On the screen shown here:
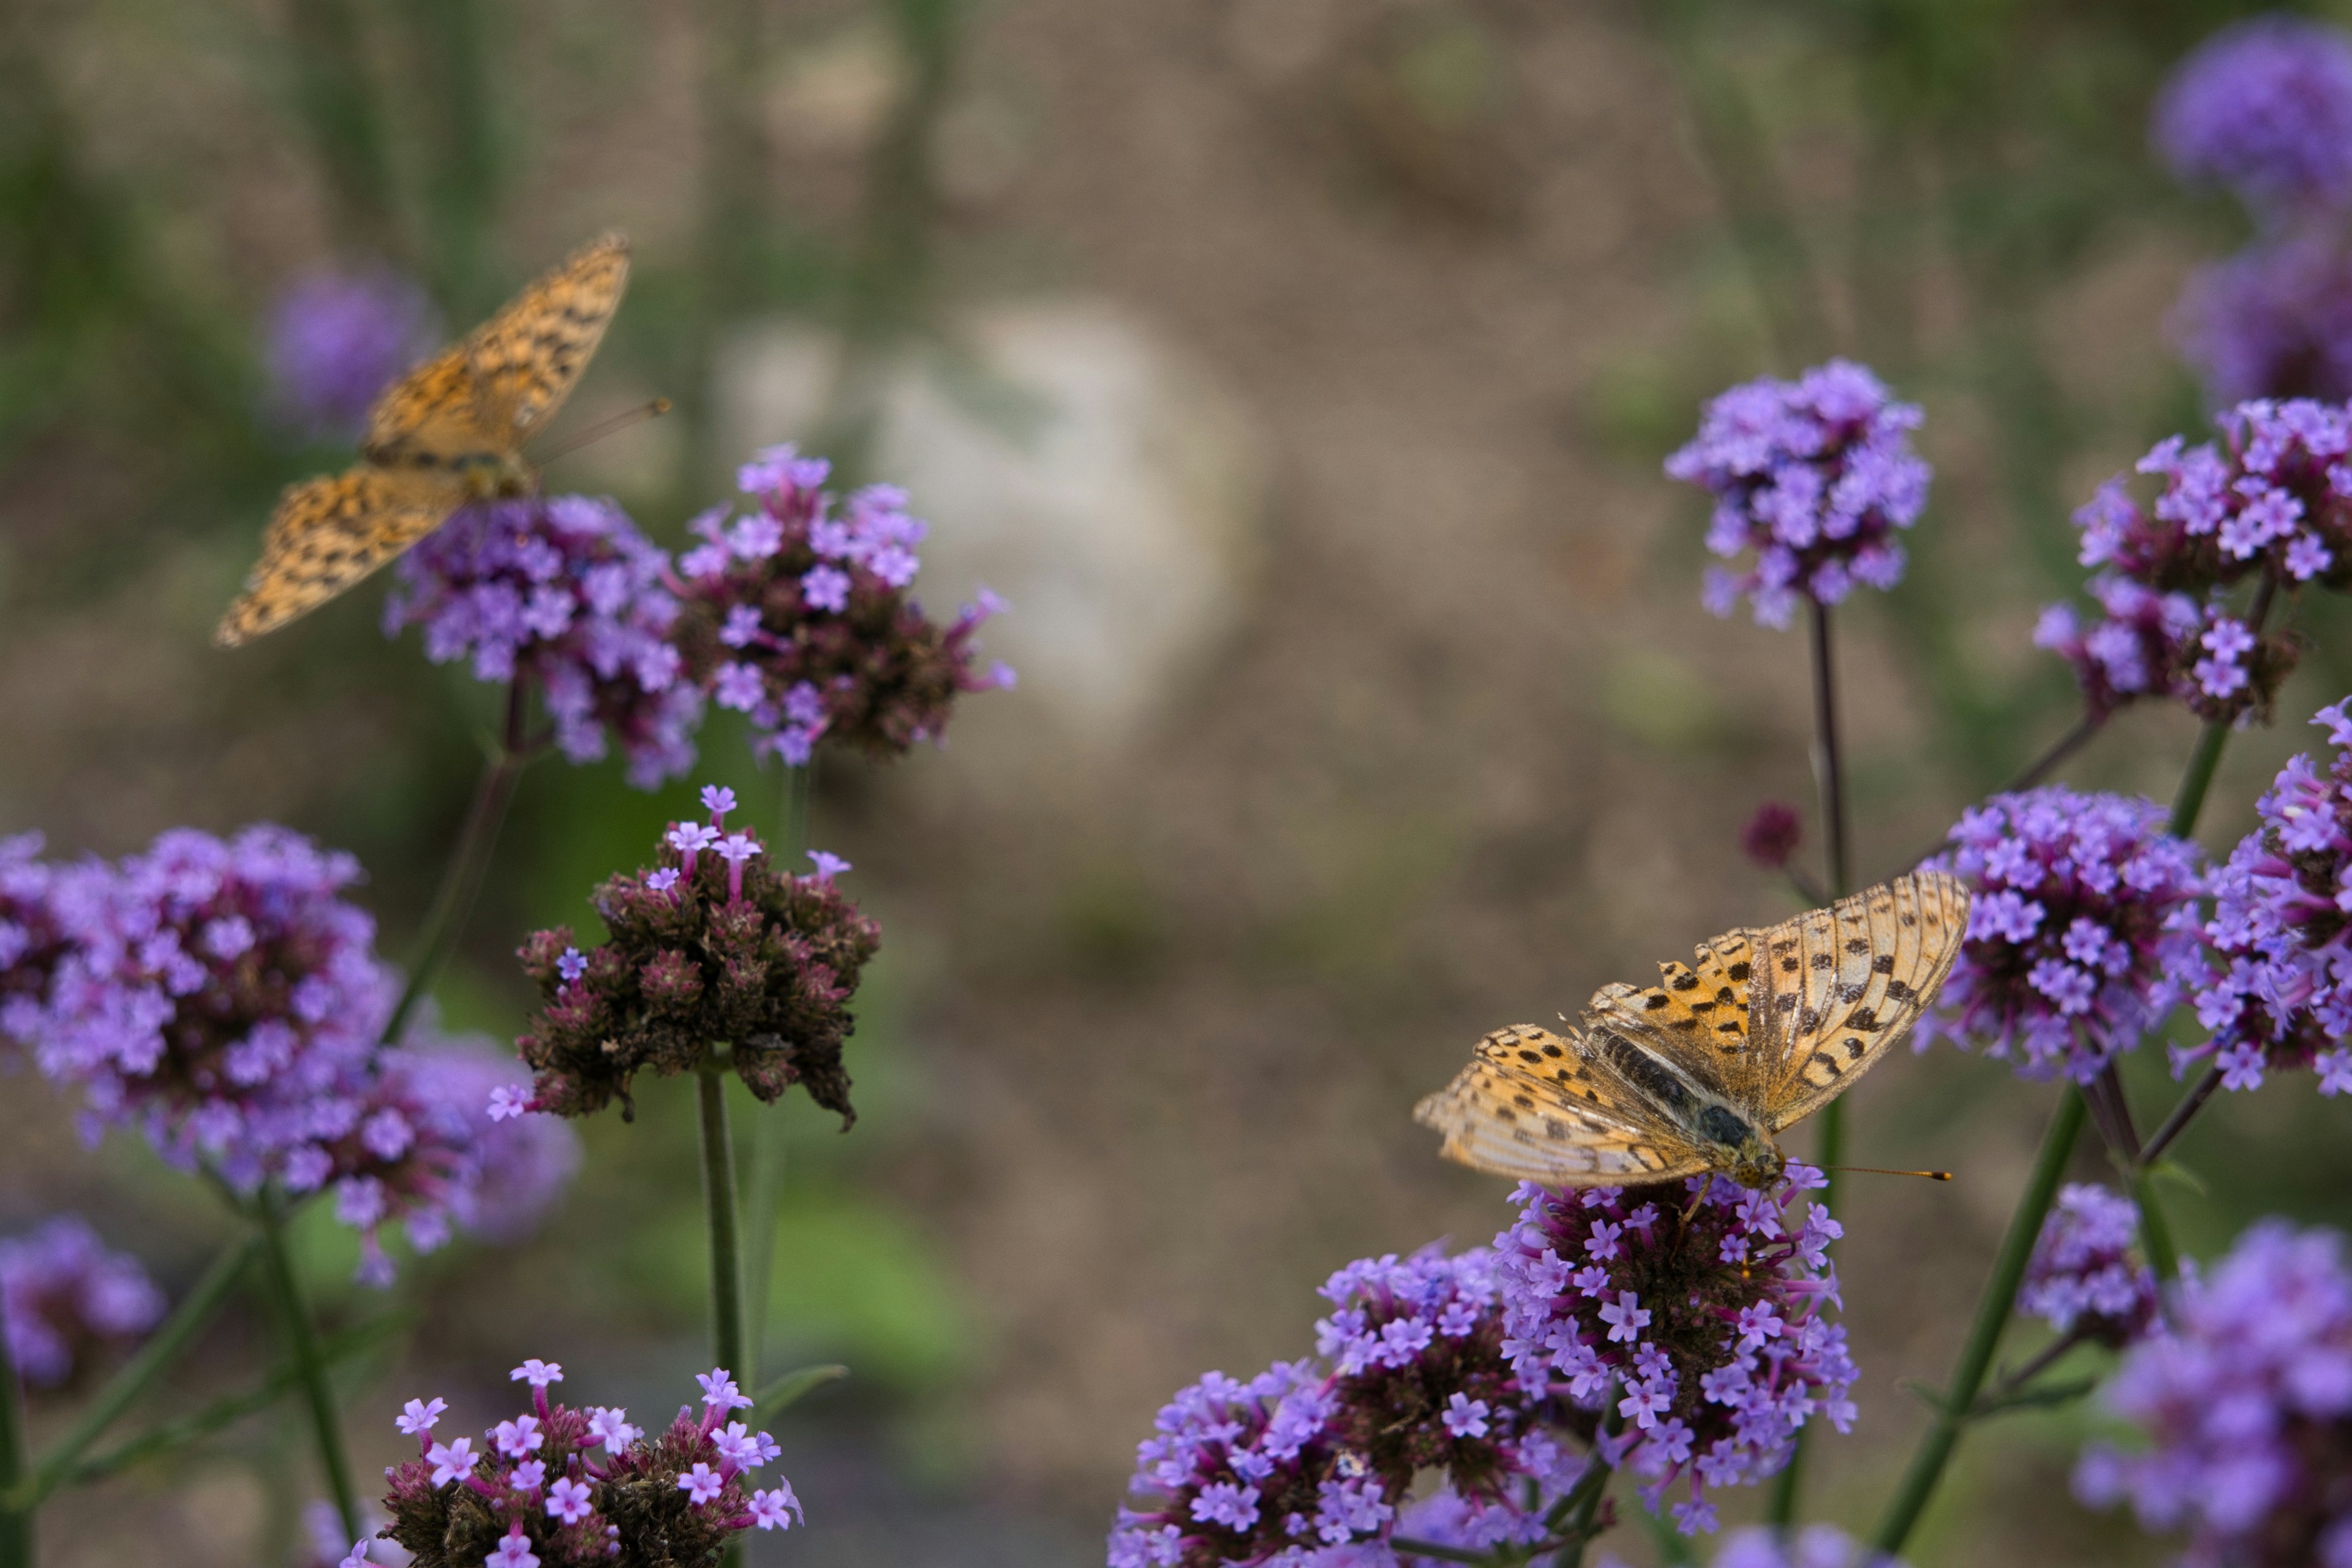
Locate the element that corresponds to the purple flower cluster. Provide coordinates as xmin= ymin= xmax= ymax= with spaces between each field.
xmin=2041 ymin=401 xmax=2350 ymax=725
xmin=2154 ymin=16 xmax=2352 ymax=217
xmin=1110 ymin=1246 xmax=1582 ymax=1568
xmin=405 ymin=1036 xmax=582 ymax=1244
xmin=2174 ymin=236 xmax=2352 ymax=406
xmin=2077 ymin=1219 xmax=2352 ymax=1567
xmin=513 ymin=785 xmax=879 ymax=1123
xmin=2018 ymin=1185 xmax=2157 ymax=1349
xmin=384 ymin=497 xmax=701 ymax=789
xmin=2192 ymin=699 xmax=2352 ymax=1095
xmin=1665 ymin=360 xmax=1929 ymax=629
xmin=1918 ymin=788 xmax=2205 ymax=1084
xmin=1703 ymin=1525 xmax=1906 ymax=1568
xmin=671 ymin=445 xmax=1012 ymax=763
xmin=369 ymin=1361 xmax=799 ymax=1567
xmin=264 ymin=267 xmax=438 ymax=439
xmin=0 ymin=1215 xmax=165 ymax=1390
xmin=0 ymin=832 xmax=65 ymax=1054
xmin=1492 ymin=1170 xmax=1854 ymax=1536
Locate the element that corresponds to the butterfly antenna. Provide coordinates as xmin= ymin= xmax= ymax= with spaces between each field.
xmin=537 ymin=398 xmax=673 ymax=463
xmin=1821 ymin=1165 xmax=1954 ymax=1182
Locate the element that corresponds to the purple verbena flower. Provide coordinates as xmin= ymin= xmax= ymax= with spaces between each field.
xmin=1738 ymin=803 xmax=1803 ymax=871
xmin=1917 ymin=789 xmax=2205 ymax=1084
xmin=264 ymin=268 xmax=438 ymax=439
xmin=2154 ymin=16 xmax=2352 ymax=217
xmin=1666 ymin=361 xmax=1929 ymax=629
xmin=1707 ymin=1523 xmax=1909 ymax=1568
xmin=384 ymin=497 xmax=703 ymax=789
xmin=513 ymin=787 xmax=880 ymax=1123
xmin=2191 ymin=698 xmax=2352 ymax=1093
xmin=1493 ymin=1169 xmax=1853 ymax=1535
xmin=406 ymin=1036 xmax=581 ymax=1243
xmin=2034 ymin=573 xmax=2206 ymax=722
xmin=2019 ymin=1185 xmax=2158 ymax=1349
xmin=0 ymin=1215 xmax=165 ymax=1389
xmin=2077 ymin=1219 xmax=2352 ymax=1567
xmin=0 ymin=832 xmax=67 ymax=1058
xmin=375 ymin=1363 xmax=796 ymax=1566
xmin=671 ymin=445 xmax=1012 ymax=763
xmin=2174 ymin=236 xmax=2352 ymax=406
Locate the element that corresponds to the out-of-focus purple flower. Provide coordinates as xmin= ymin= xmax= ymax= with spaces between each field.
xmin=2078 ymin=1219 xmax=2352 ymax=1567
xmin=1493 ymin=1170 xmax=1853 ymax=1536
xmin=0 ymin=832 xmax=67 ymax=1056
xmin=1665 ymin=360 xmax=1929 ymax=630
xmin=1707 ymin=1524 xmax=1908 ymax=1568
xmin=375 ymin=1362 xmax=796 ymax=1566
xmin=32 ymin=826 xmax=392 ymax=1191
xmin=2174 ymin=236 xmax=2352 ymax=406
xmin=265 ymin=268 xmax=439 ymax=440
xmin=2019 ymin=1185 xmax=2158 ymax=1349
xmin=2154 ymin=15 xmax=2352 ymax=217
xmin=385 ymin=497 xmax=703 ymax=789
xmin=671 ymin=445 xmax=1012 ymax=763
xmin=0 ymin=1215 xmax=165 ymax=1390
xmin=1738 ymin=803 xmax=1803 ymax=871
xmin=1917 ymin=789 xmax=2205 ymax=1084
xmin=298 ymin=1501 xmax=398 ymax=1568
xmin=404 ymin=1037 xmax=581 ymax=1244
xmin=1109 ymin=1247 xmax=1582 ymax=1568
xmin=514 ymin=785 xmax=880 ymax=1123
xmin=2192 ymin=698 xmax=2352 ymax=1095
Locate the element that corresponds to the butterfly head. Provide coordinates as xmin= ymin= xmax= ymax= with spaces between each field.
xmin=1694 ymin=1102 xmax=1785 ymax=1190
xmin=1725 ymin=1138 xmax=1787 ymax=1191
xmin=458 ymin=450 xmax=538 ymax=501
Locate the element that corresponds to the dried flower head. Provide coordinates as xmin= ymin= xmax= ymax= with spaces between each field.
xmin=372 ymin=1361 xmax=799 ymax=1567
xmin=514 ymin=786 xmax=879 ymax=1122
xmin=1918 ymin=789 xmax=2205 ymax=1084
xmin=264 ymin=267 xmax=437 ymax=439
xmin=670 ymin=445 xmax=1012 ymax=764
xmin=1492 ymin=1170 xmax=1855 ymax=1536
xmin=0 ymin=1215 xmax=165 ymax=1390
xmin=1665 ymin=360 xmax=1929 ymax=630
xmin=2078 ymin=1219 xmax=2352 ymax=1567
xmin=2154 ymin=15 xmax=2352 ymax=216
xmin=2019 ymin=1185 xmax=2157 ymax=1349
xmin=384 ymin=497 xmax=702 ymax=789
xmin=1738 ymin=803 xmax=1803 ymax=871
xmin=2192 ymin=698 xmax=2352 ymax=1095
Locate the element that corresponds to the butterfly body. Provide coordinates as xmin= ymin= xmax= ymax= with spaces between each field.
xmin=1414 ymin=871 xmax=1969 ymax=1189
xmin=216 ymin=232 xmax=631 ymax=647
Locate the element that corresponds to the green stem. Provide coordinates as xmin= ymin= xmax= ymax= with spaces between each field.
xmin=0 ymin=1256 xmax=29 ymax=1568
xmin=1870 ymin=1087 xmax=2086 ymax=1556
xmin=383 ymin=676 xmax=532 ymax=1047
xmin=2168 ymin=720 xmax=2231 ymax=842
xmin=10 ymin=1232 xmax=262 ymax=1511
xmin=743 ymin=763 xmax=815 ymax=1387
xmin=255 ymin=1194 xmax=359 ymax=1542
xmin=699 ymin=1068 xmax=747 ymax=1382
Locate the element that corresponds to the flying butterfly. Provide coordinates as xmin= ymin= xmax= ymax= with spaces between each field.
xmin=214 ymin=232 xmax=633 ymax=647
xmin=1414 ymin=871 xmax=1970 ymax=1190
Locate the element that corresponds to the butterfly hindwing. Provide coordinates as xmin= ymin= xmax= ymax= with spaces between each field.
xmin=466 ymin=232 xmax=630 ymax=440
xmin=1413 ymin=1024 xmax=1712 ymax=1186
xmin=213 ymin=468 xmax=461 ymax=646
xmin=1754 ymin=870 xmax=1969 ymax=1132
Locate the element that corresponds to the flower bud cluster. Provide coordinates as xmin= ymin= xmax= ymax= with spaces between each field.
xmin=513 ymin=786 xmax=878 ymax=1123
xmin=1492 ymin=1170 xmax=1854 ymax=1537
xmin=384 ymin=497 xmax=701 ymax=789
xmin=0 ymin=1215 xmax=165 ymax=1390
xmin=670 ymin=445 xmax=1012 ymax=763
xmin=1919 ymin=788 xmax=2206 ymax=1084
xmin=2018 ymin=1185 xmax=2157 ymax=1349
xmin=371 ymin=1362 xmax=799 ymax=1567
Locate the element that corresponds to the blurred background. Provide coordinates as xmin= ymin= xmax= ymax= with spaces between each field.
xmin=7 ymin=0 xmax=2352 ymax=1562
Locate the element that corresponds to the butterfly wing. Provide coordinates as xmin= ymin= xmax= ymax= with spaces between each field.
xmin=463 ymin=231 xmax=630 ymax=443
xmin=1414 ymin=1023 xmax=1714 ymax=1186
xmin=1751 ymin=871 xmax=1970 ymax=1133
xmin=212 ymin=467 xmax=462 ymax=646
xmin=359 ymin=341 xmax=499 ymax=469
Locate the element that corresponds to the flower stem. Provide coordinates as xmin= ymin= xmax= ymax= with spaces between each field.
xmin=10 ymin=1232 xmax=261 ymax=1511
xmin=0 ymin=1270 xmax=30 ymax=1568
xmin=743 ymin=761 xmax=816 ymax=1387
xmin=1388 ymin=1538 xmax=1494 ymax=1566
xmin=699 ymin=1068 xmax=747 ymax=1382
xmin=382 ymin=675 xmax=533 ymax=1048
xmin=2166 ymin=719 xmax=2231 ymax=844
xmin=255 ymin=1191 xmax=360 ymax=1543
xmin=2139 ymin=1063 xmax=2223 ymax=1167
xmin=1870 ymin=1087 xmax=2085 ymax=1556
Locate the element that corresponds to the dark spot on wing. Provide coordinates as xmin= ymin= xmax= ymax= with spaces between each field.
xmin=1885 ymin=979 xmax=1916 ymax=1001
xmin=1872 ymin=954 xmax=1896 ymax=974
xmin=1811 ymin=953 xmax=1835 ymax=970
xmin=1844 ymin=938 xmax=1870 ymax=954
xmin=1727 ymin=961 xmax=1751 ymax=982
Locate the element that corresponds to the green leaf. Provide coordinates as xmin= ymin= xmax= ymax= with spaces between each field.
xmin=1898 ymin=1378 xmax=1953 ymax=1416
xmin=754 ymin=1363 xmax=849 ymax=1425
xmin=1972 ymin=1375 xmax=2100 ymax=1419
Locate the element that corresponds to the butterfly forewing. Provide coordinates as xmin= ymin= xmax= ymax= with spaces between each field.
xmin=213 ymin=469 xmax=461 ymax=646
xmin=465 ymin=232 xmax=630 ymax=439
xmin=1754 ymin=871 xmax=1968 ymax=1131
xmin=1412 ymin=1024 xmax=1713 ymax=1186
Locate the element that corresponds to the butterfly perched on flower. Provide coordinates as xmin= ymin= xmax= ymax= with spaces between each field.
xmin=214 ymin=232 xmax=632 ymax=647
xmin=1415 ymin=872 xmax=1969 ymax=1189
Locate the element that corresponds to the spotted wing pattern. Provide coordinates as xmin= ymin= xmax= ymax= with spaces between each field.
xmin=1749 ymin=871 xmax=1969 ymax=1131
xmin=1412 ymin=1023 xmax=1711 ymax=1185
xmin=212 ymin=468 xmax=461 ymax=646
xmin=462 ymin=231 xmax=630 ymax=440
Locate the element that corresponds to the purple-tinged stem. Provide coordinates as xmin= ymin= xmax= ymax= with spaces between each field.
xmin=2140 ymin=1064 xmax=2225 ymax=1168
xmin=256 ymin=1189 xmax=360 ymax=1542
